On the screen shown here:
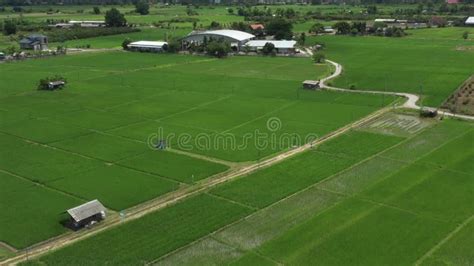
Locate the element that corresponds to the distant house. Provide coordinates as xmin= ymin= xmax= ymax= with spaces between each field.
xmin=446 ymin=0 xmax=459 ymax=4
xmin=127 ymin=41 xmax=168 ymax=52
xmin=466 ymin=17 xmax=474 ymax=26
xmin=245 ymin=40 xmax=297 ymax=54
xmin=374 ymin=18 xmax=397 ymax=24
xmin=323 ymin=26 xmax=335 ymax=34
xmin=52 ymin=20 xmax=106 ymax=28
xmin=69 ymin=20 xmax=106 ymax=28
xmin=67 ymin=199 xmax=106 ymax=229
xmin=0 ymin=52 xmax=5 ymax=60
xmin=19 ymin=34 xmax=48 ymax=51
xmin=302 ymin=80 xmax=320 ymax=90
xmin=249 ymin=23 xmax=265 ymax=31
xmin=47 ymin=80 xmax=66 ymax=90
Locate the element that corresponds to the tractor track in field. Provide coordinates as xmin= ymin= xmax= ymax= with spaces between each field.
xmin=4 ymin=55 xmax=474 ymax=265
xmin=2 ymin=104 xmax=391 ymax=265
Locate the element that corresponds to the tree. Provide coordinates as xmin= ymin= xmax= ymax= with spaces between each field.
xmin=309 ymin=23 xmax=324 ymax=34
xmin=93 ymin=6 xmax=101 ymax=14
xmin=166 ymin=38 xmax=181 ymax=53
xmin=261 ymin=42 xmax=275 ymax=55
xmin=122 ymin=38 xmax=132 ymax=50
xmin=333 ymin=21 xmax=351 ymax=35
xmin=105 ymin=8 xmax=127 ymax=27
xmin=135 ymin=0 xmax=149 ymax=15
xmin=3 ymin=20 xmax=16 ymax=35
xmin=312 ymin=52 xmax=325 ymax=63
xmin=367 ymin=5 xmax=377 ymax=14
xmin=351 ymin=22 xmax=366 ymax=35
xmin=266 ymin=18 xmax=293 ymax=40
xmin=462 ymin=31 xmax=469 ymax=40
xmin=206 ymin=39 xmax=230 ymax=58
xmin=298 ymin=32 xmax=306 ymax=45
xmin=227 ymin=8 xmax=233 ymax=14
xmin=209 ymin=21 xmax=221 ymax=29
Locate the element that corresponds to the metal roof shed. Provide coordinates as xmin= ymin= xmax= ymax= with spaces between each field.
xmin=466 ymin=17 xmax=474 ymax=25
xmin=67 ymin=200 xmax=106 ymax=229
xmin=302 ymin=80 xmax=320 ymax=90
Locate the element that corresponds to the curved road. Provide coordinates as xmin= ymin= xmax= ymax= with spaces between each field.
xmin=320 ymin=59 xmax=474 ymax=121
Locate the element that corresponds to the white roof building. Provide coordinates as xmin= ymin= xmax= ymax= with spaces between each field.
xmin=374 ymin=18 xmax=397 ymax=23
xmin=245 ymin=40 xmax=297 ymax=49
xmin=128 ymin=41 xmax=168 ymax=50
xmin=182 ymin=30 xmax=255 ymax=47
xmin=67 ymin=199 xmax=106 ymax=223
xmin=69 ymin=20 xmax=105 ymax=25
xmin=466 ymin=17 xmax=474 ymax=25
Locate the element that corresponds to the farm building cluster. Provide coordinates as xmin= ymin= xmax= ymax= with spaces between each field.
xmin=129 ymin=29 xmax=298 ymax=55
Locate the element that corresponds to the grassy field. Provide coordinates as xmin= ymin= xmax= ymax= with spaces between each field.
xmin=0 ymin=171 xmax=82 ymax=249
xmin=17 ymin=115 xmax=474 ymax=265
xmin=0 ymin=52 xmax=396 ymax=250
xmin=0 ymin=4 xmax=425 ymax=25
xmin=22 ymin=194 xmax=253 ymax=265
xmin=23 ymin=117 xmax=407 ymax=265
xmin=308 ymin=27 xmax=474 ymax=107
xmin=156 ymin=117 xmax=473 ymax=266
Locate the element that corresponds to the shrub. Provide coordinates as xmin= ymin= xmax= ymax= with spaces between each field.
xmin=47 ymin=27 xmax=139 ymax=43
xmin=93 ymin=6 xmax=101 ymax=14
xmin=135 ymin=1 xmax=150 ymax=15
xmin=3 ymin=19 xmax=17 ymax=35
xmin=261 ymin=42 xmax=275 ymax=56
xmin=312 ymin=52 xmax=325 ymax=63
xmin=462 ymin=31 xmax=469 ymax=40
xmin=37 ymin=75 xmax=67 ymax=91
xmin=206 ymin=39 xmax=231 ymax=58
xmin=105 ymin=8 xmax=127 ymax=27
xmin=122 ymin=38 xmax=132 ymax=50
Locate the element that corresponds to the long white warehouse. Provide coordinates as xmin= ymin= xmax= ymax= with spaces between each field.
xmin=127 ymin=41 xmax=168 ymax=52
xmin=245 ymin=40 xmax=297 ymax=54
xmin=182 ymin=30 xmax=255 ymax=50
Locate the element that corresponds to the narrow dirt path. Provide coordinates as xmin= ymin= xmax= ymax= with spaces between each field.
xmin=318 ymin=58 xmax=474 ymax=121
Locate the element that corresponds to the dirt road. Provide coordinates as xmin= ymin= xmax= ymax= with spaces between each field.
xmin=320 ymin=59 xmax=474 ymax=121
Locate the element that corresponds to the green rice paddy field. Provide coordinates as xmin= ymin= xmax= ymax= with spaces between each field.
xmin=23 ymin=115 xmax=474 ymax=265
xmin=5 ymin=26 xmax=469 ymax=110
xmin=0 ymin=52 xmax=396 ymax=250
xmin=308 ymin=27 xmax=474 ymax=107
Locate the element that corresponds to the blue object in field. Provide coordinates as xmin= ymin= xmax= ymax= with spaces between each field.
xmin=156 ymin=139 xmax=167 ymax=150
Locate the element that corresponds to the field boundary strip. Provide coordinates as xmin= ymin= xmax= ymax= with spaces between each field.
xmin=2 ymin=104 xmax=392 ymax=265
xmin=149 ymin=119 xmax=442 ymax=264
xmin=415 ymin=214 xmax=474 ymax=266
